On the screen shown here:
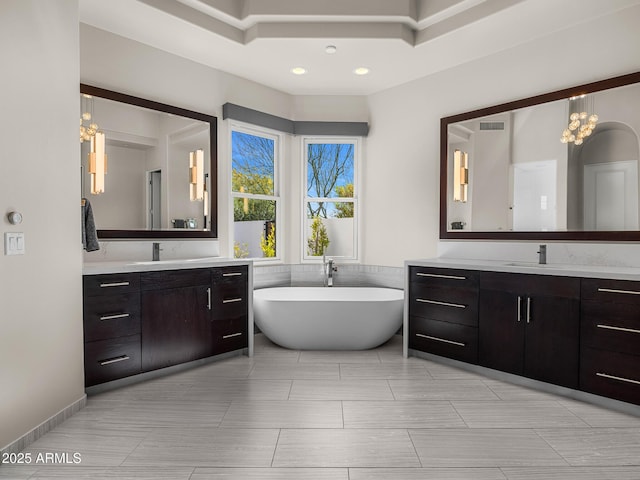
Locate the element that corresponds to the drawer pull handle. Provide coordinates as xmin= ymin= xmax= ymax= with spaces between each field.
xmin=416 ymin=333 xmax=465 ymax=347
xmin=99 ymin=355 xmax=130 ymax=366
xmin=416 ymin=272 xmax=466 ymax=280
xmin=416 ymin=298 xmax=465 ymax=309
xmin=222 ymin=298 xmax=243 ymax=304
xmin=597 ymin=287 xmax=640 ymax=296
xmin=207 ymin=287 xmax=212 ymax=311
xmin=597 ymin=324 xmax=640 ymax=335
xmin=223 ymin=332 xmax=243 ymax=339
xmin=99 ymin=313 xmax=130 ymax=321
xmin=223 ymin=272 xmax=243 ymax=277
xmin=100 ymin=281 xmax=130 ymax=288
xmin=596 ymin=372 xmax=640 ymax=386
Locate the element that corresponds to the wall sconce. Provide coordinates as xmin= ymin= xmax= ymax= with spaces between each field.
xmin=189 ymin=149 xmax=204 ymax=201
xmin=88 ymin=131 xmax=107 ymax=194
xmin=453 ymin=149 xmax=468 ymax=202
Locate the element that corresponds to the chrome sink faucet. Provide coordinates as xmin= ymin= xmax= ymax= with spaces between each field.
xmin=152 ymin=242 xmax=161 ymax=261
xmin=537 ymin=244 xmax=547 ymax=265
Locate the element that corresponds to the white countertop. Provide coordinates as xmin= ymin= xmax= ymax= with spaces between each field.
xmin=83 ymin=257 xmax=252 ymax=275
xmin=406 ymin=258 xmax=640 ymax=281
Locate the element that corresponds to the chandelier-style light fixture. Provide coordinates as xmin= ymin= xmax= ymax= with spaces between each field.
xmin=80 ymin=94 xmax=100 ymax=143
xmin=560 ymin=94 xmax=598 ymax=145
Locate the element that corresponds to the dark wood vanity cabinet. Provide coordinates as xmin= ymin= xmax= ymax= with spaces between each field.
xmin=141 ymin=269 xmax=213 ymax=371
xmin=478 ymin=272 xmax=580 ymax=389
xmin=580 ymin=278 xmax=640 ymax=405
xmin=210 ymin=265 xmax=249 ymax=355
xmin=83 ymin=264 xmax=250 ymax=387
xmin=408 ymin=266 xmax=479 ymax=363
xmin=83 ymin=273 xmax=142 ymax=387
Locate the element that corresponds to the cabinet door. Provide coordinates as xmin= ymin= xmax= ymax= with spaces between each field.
xmin=524 ymin=294 xmax=580 ymax=388
xmin=478 ymin=288 xmax=525 ymax=375
xmin=141 ymin=284 xmax=212 ymax=371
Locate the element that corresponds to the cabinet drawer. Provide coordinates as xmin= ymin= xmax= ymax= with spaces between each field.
xmin=141 ymin=268 xmax=211 ymax=291
xmin=409 ymin=282 xmax=477 ymax=326
xmin=83 ymin=292 xmax=141 ymax=342
xmin=83 ymin=273 xmax=140 ymax=297
xmin=213 ymin=265 xmax=249 ymax=284
xmin=580 ymin=347 xmax=640 ymax=405
xmin=582 ymin=278 xmax=640 ymax=305
xmin=211 ymin=281 xmax=248 ymax=321
xmin=410 ymin=266 xmax=478 ymax=289
xmin=481 ymin=272 xmax=580 ymax=299
xmin=84 ymin=334 xmax=141 ymax=387
xmin=213 ymin=316 xmax=248 ymax=354
xmin=581 ymin=301 xmax=640 ymax=355
xmin=409 ymin=316 xmax=478 ymax=363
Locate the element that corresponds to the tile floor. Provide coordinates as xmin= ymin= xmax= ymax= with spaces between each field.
xmin=2 ymin=334 xmax=640 ymax=479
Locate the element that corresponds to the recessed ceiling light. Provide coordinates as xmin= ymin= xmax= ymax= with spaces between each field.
xmin=354 ymin=67 xmax=370 ymax=76
xmin=291 ymin=67 xmax=307 ymax=75
xmin=325 ymin=45 xmax=337 ymax=54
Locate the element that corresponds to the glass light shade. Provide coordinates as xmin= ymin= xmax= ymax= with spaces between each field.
xmin=82 ymin=112 xmax=91 ymax=121
xmin=570 ymin=113 xmax=579 ymax=121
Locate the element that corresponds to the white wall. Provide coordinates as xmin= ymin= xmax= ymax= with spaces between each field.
xmin=0 ymin=0 xmax=85 ymax=450
xmin=364 ymin=3 xmax=640 ymax=266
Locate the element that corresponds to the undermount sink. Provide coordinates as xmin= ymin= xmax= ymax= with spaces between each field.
xmin=130 ymin=258 xmax=216 ymax=266
xmin=503 ymin=262 xmax=560 ymax=269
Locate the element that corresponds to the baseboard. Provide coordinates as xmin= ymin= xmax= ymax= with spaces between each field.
xmin=408 ymin=349 xmax=640 ymax=418
xmin=1 ymin=395 xmax=87 ymax=455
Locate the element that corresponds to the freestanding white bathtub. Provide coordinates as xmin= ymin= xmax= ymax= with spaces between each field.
xmin=253 ymin=287 xmax=404 ymax=350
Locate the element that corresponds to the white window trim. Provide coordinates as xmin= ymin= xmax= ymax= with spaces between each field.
xmin=229 ymin=121 xmax=284 ymax=264
xmin=301 ymin=136 xmax=361 ymax=263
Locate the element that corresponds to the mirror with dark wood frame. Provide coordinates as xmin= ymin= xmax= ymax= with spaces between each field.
xmin=441 ymin=71 xmax=640 ymax=241
xmin=80 ymin=84 xmax=217 ymax=239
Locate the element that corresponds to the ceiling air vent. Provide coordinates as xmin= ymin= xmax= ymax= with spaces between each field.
xmin=479 ymin=121 xmax=505 ymax=131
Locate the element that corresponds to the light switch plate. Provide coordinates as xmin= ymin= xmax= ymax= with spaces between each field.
xmin=5 ymin=232 xmax=25 ymax=255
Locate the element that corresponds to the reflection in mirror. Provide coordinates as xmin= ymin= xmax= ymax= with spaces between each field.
xmin=80 ymin=84 xmax=217 ymax=239
xmin=441 ymin=72 xmax=640 ymax=240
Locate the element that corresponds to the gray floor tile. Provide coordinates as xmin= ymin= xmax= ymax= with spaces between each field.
xmin=97 ymin=398 xmax=230 ymax=428
xmin=123 ymin=428 xmax=279 ymax=467
xmin=558 ymin=400 xmax=640 ymax=427
xmin=272 ymin=429 xmax=421 ymax=467
xmin=535 ymin=428 xmax=640 ymax=466
xmin=340 ymin=362 xmax=429 ymax=380
xmin=22 ymin=431 xmax=146 ymax=467
xmin=451 ymin=401 xmax=589 ymax=428
xmin=23 ymin=466 xmax=194 ymax=479
xmin=389 ymin=378 xmax=500 ymax=400
xmin=481 ymin=379 xmax=567 ymax=401
xmin=409 ymin=429 xmax=568 ymax=467
xmin=289 ymin=379 xmax=395 ymax=400
xmin=191 ymin=467 xmax=349 ymax=479
xmin=249 ymin=363 xmax=340 ymax=379
xmin=343 ymin=401 xmax=466 ymax=428
xmin=299 ymin=350 xmax=381 ymax=364
xmin=185 ymin=378 xmax=293 ymax=401
xmin=349 ymin=467 xmax=508 ymax=480
xmin=221 ymin=400 xmax=343 ymax=428
xmin=501 ymin=466 xmax=640 ymax=479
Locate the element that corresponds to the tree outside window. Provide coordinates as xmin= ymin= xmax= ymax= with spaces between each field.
xmin=304 ymin=139 xmax=358 ymax=260
xmin=231 ymin=129 xmax=279 ymax=259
